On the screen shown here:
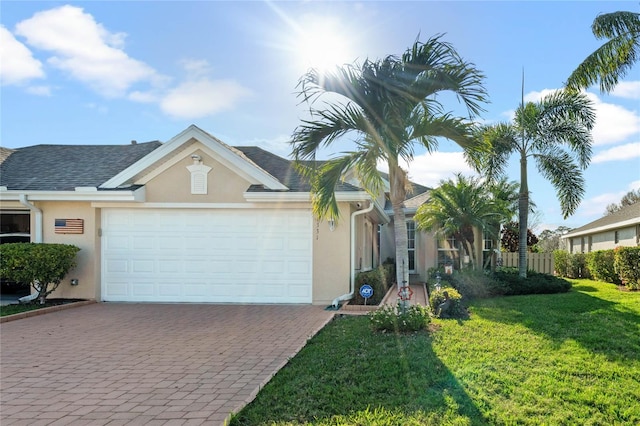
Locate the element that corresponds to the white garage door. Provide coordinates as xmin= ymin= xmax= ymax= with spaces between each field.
xmin=101 ymin=208 xmax=313 ymax=303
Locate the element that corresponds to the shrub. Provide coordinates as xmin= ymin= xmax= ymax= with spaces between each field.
xmin=369 ymin=303 xmax=431 ymax=332
xmin=614 ymin=247 xmax=640 ymax=290
xmin=554 ymin=250 xmax=590 ymax=278
xmin=352 ymin=266 xmax=388 ymax=305
xmin=428 ymin=287 xmax=466 ymax=319
xmin=447 ymin=269 xmax=496 ymax=299
xmin=0 ymin=243 xmax=80 ymax=303
xmin=586 ymin=250 xmax=621 ymax=285
xmin=493 ymin=268 xmax=572 ymax=295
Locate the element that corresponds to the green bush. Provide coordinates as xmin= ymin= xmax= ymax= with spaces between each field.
xmin=369 ymin=303 xmax=431 ymax=332
xmin=428 ymin=287 xmax=466 ymax=318
xmin=614 ymin=247 xmax=640 ymax=290
xmin=0 ymin=243 xmax=80 ymax=303
xmin=586 ymin=250 xmax=621 ymax=285
xmin=493 ymin=268 xmax=572 ymax=295
xmin=448 ymin=269 xmax=497 ymax=299
xmin=554 ymin=250 xmax=590 ymax=279
xmin=352 ymin=266 xmax=389 ymax=305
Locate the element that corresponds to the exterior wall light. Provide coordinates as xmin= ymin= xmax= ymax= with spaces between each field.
xmin=328 ymin=219 xmax=336 ymax=232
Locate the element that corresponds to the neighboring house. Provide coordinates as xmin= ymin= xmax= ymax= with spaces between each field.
xmin=561 ymin=202 xmax=640 ymax=253
xmin=0 ymin=125 xmax=389 ymax=305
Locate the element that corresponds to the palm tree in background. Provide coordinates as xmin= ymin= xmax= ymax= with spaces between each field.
xmin=291 ymin=35 xmax=487 ymax=288
xmin=414 ymin=173 xmax=510 ymax=270
xmin=470 ymin=90 xmax=596 ymax=278
xmin=566 ymin=11 xmax=640 ymax=93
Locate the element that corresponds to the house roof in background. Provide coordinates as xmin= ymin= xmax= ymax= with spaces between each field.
xmin=563 ymin=202 xmax=640 ymax=238
xmin=0 ymin=142 xmax=162 ymax=191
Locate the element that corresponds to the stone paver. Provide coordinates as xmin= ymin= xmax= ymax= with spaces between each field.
xmin=0 ymin=303 xmax=334 ymax=425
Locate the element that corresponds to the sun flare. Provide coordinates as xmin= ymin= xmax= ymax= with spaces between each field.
xmin=295 ymin=19 xmax=353 ymax=72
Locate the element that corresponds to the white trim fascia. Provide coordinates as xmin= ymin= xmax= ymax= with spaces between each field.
xmin=561 ymin=218 xmax=640 ymax=239
xmin=92 ymin=202 xmax=263 ymax=209
xmin=243 ymin=190 xmax=372 ymax=203
xmin=0 ymin=188 xmax=145 ymax=202
xmin=100 ymin=125 xmax=288 ymax=190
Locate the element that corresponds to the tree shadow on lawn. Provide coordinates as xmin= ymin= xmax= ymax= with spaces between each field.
xmin=471 ymin=282 xmax=640 ymax=362
xmin=229 ymin=315 xmax=489 ymax=425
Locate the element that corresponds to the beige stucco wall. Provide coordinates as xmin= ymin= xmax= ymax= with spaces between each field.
xmin=312 ymin=203 xmax=352 ymax=305
xmin=33 ymin=201 xmax=99 ymax=300
xmin=142 ymin=149 xmax=251 ymax=204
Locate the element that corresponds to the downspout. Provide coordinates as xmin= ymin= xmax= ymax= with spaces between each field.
xmin=332 ymin=201 xmax=375 ymax=308
xmin=19 ymin=194 xmax=42 ymax=243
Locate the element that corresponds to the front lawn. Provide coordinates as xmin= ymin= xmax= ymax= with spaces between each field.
xmin=229 ymin=279 xmax=640 ymax=425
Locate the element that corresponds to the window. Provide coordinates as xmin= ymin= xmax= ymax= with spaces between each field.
xmin=407 ymin=220 xmax=415 ymax=272
xmin=615 ymin=230 xmax=619 ymax=244
xmin=437 ymin=234 xmax=460 ymax=270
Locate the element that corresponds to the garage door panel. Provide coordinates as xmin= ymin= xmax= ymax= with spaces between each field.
xmin=102 ymin=209 xmax=312 ymax=303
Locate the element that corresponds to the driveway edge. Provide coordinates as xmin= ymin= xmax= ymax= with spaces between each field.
xmin=0 ymin=299 xmax=97 ymax=323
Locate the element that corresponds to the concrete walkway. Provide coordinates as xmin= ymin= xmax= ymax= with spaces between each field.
xmin=0 ymin=303 xmax=334 ymax=425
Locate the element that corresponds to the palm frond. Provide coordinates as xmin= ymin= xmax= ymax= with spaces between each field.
xmin=534 ymin=150 xmax=586 ymax=218
xmin=566 ymin=11 xmax=640 ymax=93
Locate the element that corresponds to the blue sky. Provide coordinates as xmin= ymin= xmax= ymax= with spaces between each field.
xmin=1 ymin=1 xmax=639 ymax=233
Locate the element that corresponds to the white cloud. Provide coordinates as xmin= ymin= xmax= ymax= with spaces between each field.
xmin=592 ymin=142 xmax=640 ymax=163
xmin=377 ymin=151 xmax=476 ymax=187
xmin=586 ymin=92 xmax=640 ymax=146
xmin=14 ymin=5 xmax=159 ymax=97
xmin=160 ymin=79 xmax=251 ymax=119
xmin=250 ymin=135 xmax=292 ymax=158
xmin=0 ymin=25 xmax=44 ymax=85
xmin=611 ymin=81 xmax=640 ymax=99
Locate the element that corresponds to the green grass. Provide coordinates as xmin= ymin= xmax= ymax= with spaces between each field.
xmin=0 ymin=302 xmax=44 ymax=316
xmin=228 ymin=279 xmax=640 ymax=425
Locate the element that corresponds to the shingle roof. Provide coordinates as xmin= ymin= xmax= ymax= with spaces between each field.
xmin=0 ymin=142 xmax=162 ymax=191
xmin=0 ymin=142 xmax=362 ymax=193
xmin=236 ymin=147 xmax=362 ymax=192
xmin=0 ymin=147 xmax=15 ymax=164
xmin=564 ymin=202 xmax=640 ymax=237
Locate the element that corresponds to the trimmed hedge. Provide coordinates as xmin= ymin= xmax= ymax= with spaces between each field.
xmin=586 ymin=250 xmax=621 ymax=285
xmin=614 ymin=247 xmax=640 ymax=290
xmin=492 ymin=268 xmax=572 ymax=295
xmin=428 ymin=287 xmax=466 ymax=318
xmin=0 ymin=243 xmax=80 ymax=303
xmin=352 ymin=266 xmax=390 ymax=305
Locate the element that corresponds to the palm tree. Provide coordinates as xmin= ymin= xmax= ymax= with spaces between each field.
xmin=414 ymin=173 xmax=509 ymax=270
xmin=566 ymin=11 xmax=640 ymax=93
xmin=291 ymin=36 xmax=487 ymax=288
xmin=471 ymin=90 xmax=596 ymax=277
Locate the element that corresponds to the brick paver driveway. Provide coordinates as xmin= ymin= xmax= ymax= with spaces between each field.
xmin=0 ymin=303 xmax=334 ymax=425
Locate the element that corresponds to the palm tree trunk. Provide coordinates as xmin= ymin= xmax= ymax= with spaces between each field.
xmin=390 ymin=165 xmax=409 ymax=289
xmin=519 ymin=155 xmax=529 ymax=278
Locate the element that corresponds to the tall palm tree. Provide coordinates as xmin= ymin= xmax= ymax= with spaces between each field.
xmin=291 ymin=36 xmax=487 ymax=288
xmin=414 ymin=173 xmax=509 ymax=270
xmin=566 ymin=11 xmax=640 ymax=93
xmin=471 ymin=90 xmax=596 ymax=277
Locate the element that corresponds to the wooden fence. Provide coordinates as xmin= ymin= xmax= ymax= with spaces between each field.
xmin=500 ymin=252 xmax=555 ymax=275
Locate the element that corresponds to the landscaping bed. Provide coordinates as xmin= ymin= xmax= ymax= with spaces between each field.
xmin=0 ymin=299 xmax=95 ymax=322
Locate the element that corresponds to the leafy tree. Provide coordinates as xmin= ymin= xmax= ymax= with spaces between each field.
xmin=414 ymin=173 xmax=509 ymax=269
xmin=0 ymin=243 xmax=80 ymax=304
xmin=566 ymin=11 xmax=640 ymax=93
xmin=604 ymin=188 xmax=640 ymax=215
xmin=470 ymin=89 xmax=595 ymax=277
xmin=501 ymin=222 xmax=539 ymax=253
xmin=291 ymin=35 xmax=487 ymax=288
xmin=535 ymin=226 xmax=572 ymax=253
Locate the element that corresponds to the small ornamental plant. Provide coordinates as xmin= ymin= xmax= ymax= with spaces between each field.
xmin=428 ymin=287 xmax=466 ymax=319
xmin=369 ymin=303 xmax=431 ymax=333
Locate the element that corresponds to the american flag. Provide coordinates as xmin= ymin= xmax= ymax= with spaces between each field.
xmin=55 ymin=219 xmax=84 ymax=234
